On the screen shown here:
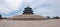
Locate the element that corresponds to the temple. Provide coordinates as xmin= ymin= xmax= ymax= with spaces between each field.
xmin=7 ymin=6 xmax=48 ymax=20
xmin=23 ymin=6 xmax=34 ymax=14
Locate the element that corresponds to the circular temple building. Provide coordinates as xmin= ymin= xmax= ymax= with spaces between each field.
xmin=8 ymin=6 xmax=48 ymax=20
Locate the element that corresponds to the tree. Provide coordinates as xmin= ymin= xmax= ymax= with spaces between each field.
xmin=53 ymin=16 xmax=60 ymax=19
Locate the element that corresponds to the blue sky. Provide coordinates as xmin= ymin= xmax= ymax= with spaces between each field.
xmin=0 ymin=0 xmax=60 ymax=17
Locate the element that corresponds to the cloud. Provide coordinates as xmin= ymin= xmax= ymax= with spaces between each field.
xmin=0 ymin=0 xmax=24 ymax=17
xmin=0 ymin=5 xmax=11 ymax=14
xmin=0 ymin=0 xmax=33 ymax=17
xmin=4 ymin=0 xmax=23 ymax=9
xmin=0 ymin=0 xmax=60 ymax=17
xmin=29 ymin=0 xmax=60 ymax=17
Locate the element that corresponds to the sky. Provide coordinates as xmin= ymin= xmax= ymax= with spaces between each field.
xmin=0 ymin=0 xmax=60 ymax=18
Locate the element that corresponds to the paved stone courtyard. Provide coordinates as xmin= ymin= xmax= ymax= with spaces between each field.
xmin=0 ymin=19 xmax=60 ymax=27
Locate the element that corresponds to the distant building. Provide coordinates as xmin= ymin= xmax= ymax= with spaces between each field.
xmin=8 ymin=6 xmax=48 ymax=20
xmin=0 ymin=15 xmax=2 ymax=19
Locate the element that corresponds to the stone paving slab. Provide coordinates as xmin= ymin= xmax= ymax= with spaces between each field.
xmin=0 ymin=19 xmax=60 ymax=27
